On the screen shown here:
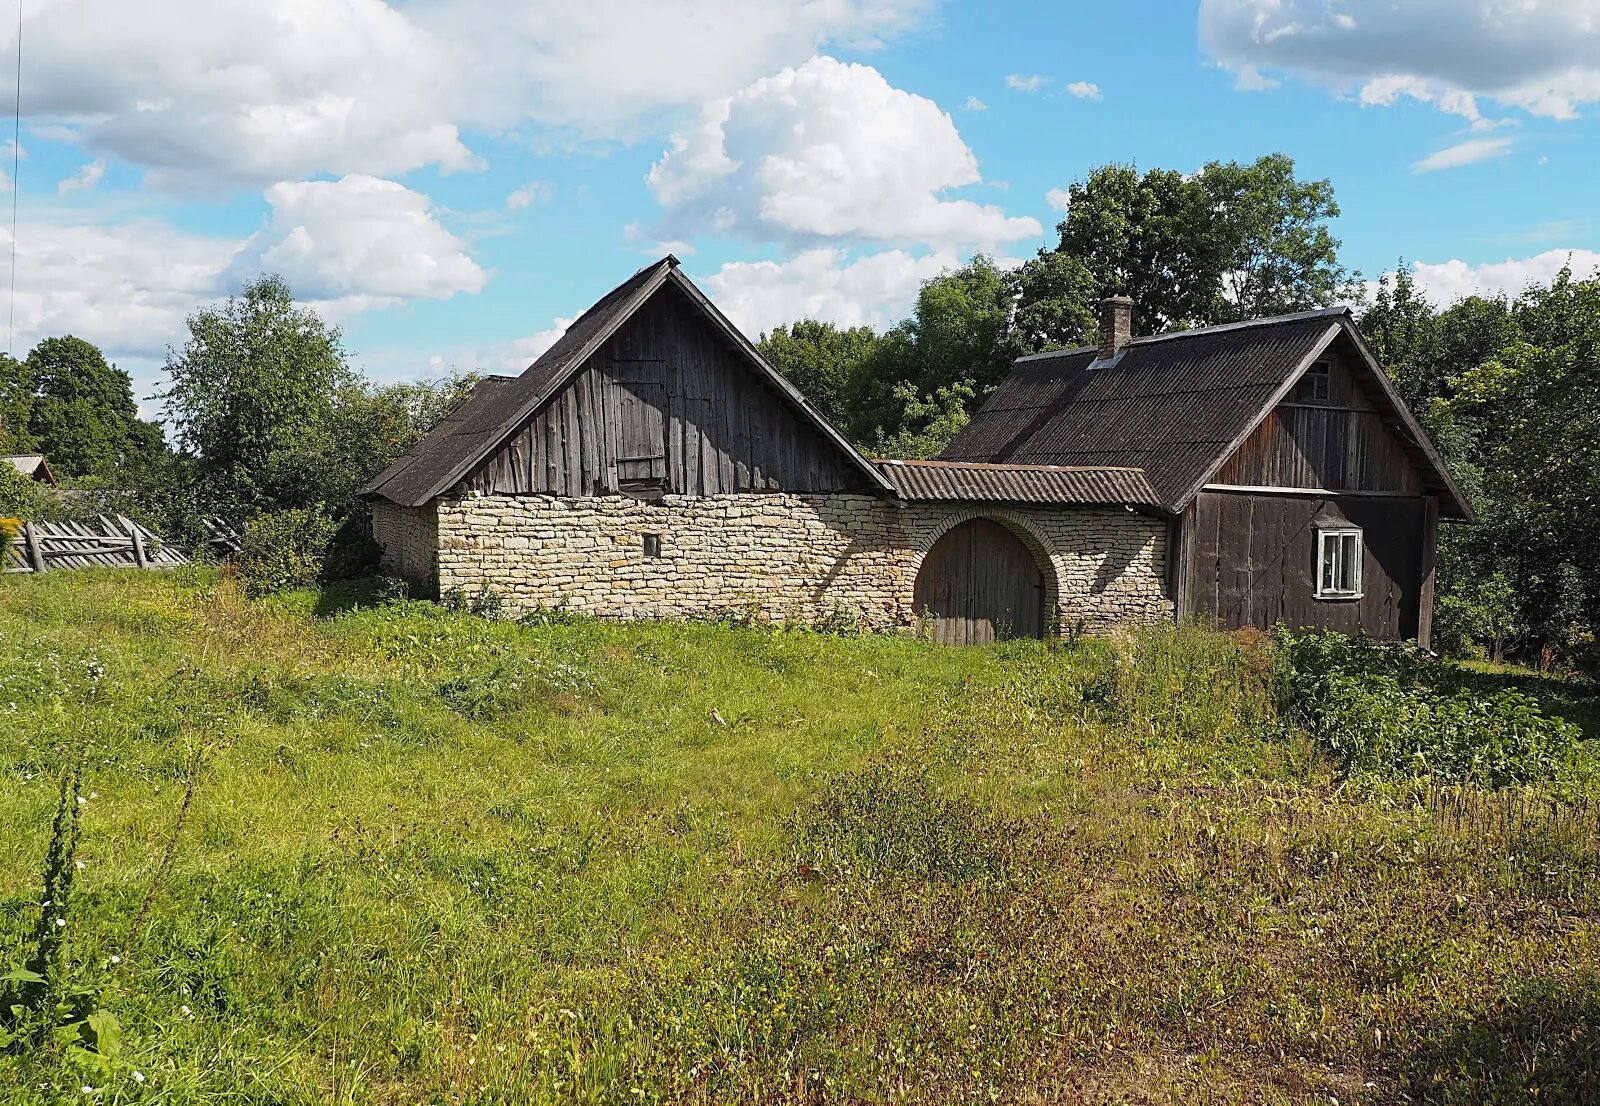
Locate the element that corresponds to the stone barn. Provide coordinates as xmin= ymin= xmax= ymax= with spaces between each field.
xmin=364 ymin=257 xmax=1468 ymax=645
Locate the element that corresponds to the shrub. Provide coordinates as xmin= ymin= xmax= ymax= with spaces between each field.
xmin=1276 ymin=630 xmax=1585 ymax=787
xmin=0 ymin=515 xmax=20 ymax=564
xmin=236 ymin=508 xmax=338 ymax=598
xmin=0 ymin=461 xmax=51 ymax=522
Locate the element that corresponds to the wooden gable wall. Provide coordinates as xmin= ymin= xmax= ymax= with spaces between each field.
xmin=1210 ymin=344 xmax=1424 ymax=494
xmin=1181 ymin=335 xmax=1439 ymax=644
xmin=459 ymin=283 xmax=870 ymax=498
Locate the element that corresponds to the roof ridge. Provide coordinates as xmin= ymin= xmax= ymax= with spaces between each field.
xmin=1127 ymin=307 xmax=1349 ymax=347
xmin=1011 ymin=308 xmax=1349 ymax=366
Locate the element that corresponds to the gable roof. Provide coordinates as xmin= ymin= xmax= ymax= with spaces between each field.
xmin=3 ymin=455 xmax=57 ymax=486
xmin=364 ymin=257 xmax=892 ymax=506
xmin=940 ymin=308 xmax=1472 ymax=520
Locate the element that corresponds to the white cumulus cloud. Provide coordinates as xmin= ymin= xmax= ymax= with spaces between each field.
xmin=1006 ymin=74 xmax=1049 ymax=93
xmin=8 ymin=0 xmax=479 ymax=188
xmin=505 ymin=181 xmax=553 ymax=211
xmin=57 ymin=160 xmax=105 ymax=195
xmin=1412 ymin=136 xmax=1515 ymax=173
xmin=0 ymin=216 xmax=235 ymax=361
xmin=1065 ymin=81 xmax=1101 ymax=101
xmin=1 ymin=0 xmax=935 ymax=187
xmin=1200 ymin=0 xmax=1600 ymax=122
xmin=1406 ymin=249 xmax=1600 ymax=306
xmin=233 ymin=175 xmax=487 ymax=311
xmin=648 ymin=56 xmax=1040 ymax=253
xmin=700 ymin=247 xmax=958 ymax=337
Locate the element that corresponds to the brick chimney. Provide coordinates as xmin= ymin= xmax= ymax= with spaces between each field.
xmin=1097 ymin=295 xmax=1134 ymax=361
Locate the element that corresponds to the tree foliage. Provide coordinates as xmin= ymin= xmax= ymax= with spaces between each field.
xmin=1360 ymin=263 xmax=1600 ymax=667
xmin=759 ymin=320 xmax=880 ymax=426
xmin=161 ymin=275 xmax=355 ymax=518
xmin=765 ymin=155 xmax=1351 ymax=457
xmin=0 ymin=338 xmax=163 ymax=478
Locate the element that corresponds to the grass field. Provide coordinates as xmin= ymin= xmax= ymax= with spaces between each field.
xmin=2 ymin=570 xmax=1598 ymax=1104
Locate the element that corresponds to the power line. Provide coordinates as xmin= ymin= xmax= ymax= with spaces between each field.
xmin=8 ymin=0 xmax=19 ymax=359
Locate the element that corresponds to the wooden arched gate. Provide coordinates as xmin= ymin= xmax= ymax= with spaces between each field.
xmin=913 ymin=518 xmax=1047 ymax=645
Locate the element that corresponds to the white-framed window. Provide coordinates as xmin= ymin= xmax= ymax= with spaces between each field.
xmin=1316 ymin=527 xmax=1363 ymax=599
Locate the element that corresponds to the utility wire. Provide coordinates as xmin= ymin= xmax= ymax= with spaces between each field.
xmin=8 ymin=0 xmax=20 ymax=358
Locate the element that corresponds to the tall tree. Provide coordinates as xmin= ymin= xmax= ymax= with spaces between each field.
xmin=1017 ymin=154 xmax=1347 ymax=336
xmin=0 ymin=354 xmax=36 ymax=454
xmin=18 ymin=337 xmax=162 ymax=477
xmin=1041 ymin=163 xmax=1217 ymax=331
xmin=1007 ymin=250 xmax=1098 ymax=354
xmin=842 ymin=255 xmax=1017 ymax=455
xmin=161 ymin=274 xmax=354 ymax=518
xmin=1201 ymin=153 xmax=1348 ymax=320
xmin=759 ymin=320 xmax=882 ymax=425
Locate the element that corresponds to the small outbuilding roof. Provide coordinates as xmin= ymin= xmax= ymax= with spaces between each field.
xmin=875 ymin=459 xmax=1161 ymax=510
xmin=941 ymin=309 xmax=1472 ymax=520
xmin=3 ymin=455 xmax=58 ymax=486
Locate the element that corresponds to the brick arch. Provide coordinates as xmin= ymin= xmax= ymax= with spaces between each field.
xmin=907 ymin=507 xmax=1063 ymax=632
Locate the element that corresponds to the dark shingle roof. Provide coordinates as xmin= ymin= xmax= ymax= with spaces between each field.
xmin=364 ymin=257 xmax=892 ymax=505
xmin=875 ymin=459 xmax=1161 ymax=509
xmin=942 ymin=308 xmax=1472 ymax=518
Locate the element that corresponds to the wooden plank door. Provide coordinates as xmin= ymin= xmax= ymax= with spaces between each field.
xmin=611 ymin=359 xmax=668 ymax=490
xmin=913 ymin=519 xmax=1046 ymax=646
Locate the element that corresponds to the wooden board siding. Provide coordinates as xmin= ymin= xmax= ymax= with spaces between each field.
xmin=1212 ymin=352 xmax=1424 ymax=494
xmin=913 ymin=518 xmax=1046 ymax=646
xmin=461 ymin=282 xmax=866 ymax=497
xmin=1185 ymin=491 xmax=1425 ymax=640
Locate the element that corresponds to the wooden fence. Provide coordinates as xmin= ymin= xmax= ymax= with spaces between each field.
xmin=2 ymin=515 xmax=190 ymax=573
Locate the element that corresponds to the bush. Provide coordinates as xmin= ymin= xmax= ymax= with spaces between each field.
xmin=0 ymin=461 xmax=51 ymax=522
xmin=236 ymin=508 xmax=338 ymax=598
xmin=0 ymin=515 xmax=19 ymax=564
xmin=1276 ymin=630 xmax=1585 ymax=787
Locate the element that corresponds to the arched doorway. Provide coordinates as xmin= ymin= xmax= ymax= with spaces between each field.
xmin=913 ymin=518 xmax=1047 ymax=645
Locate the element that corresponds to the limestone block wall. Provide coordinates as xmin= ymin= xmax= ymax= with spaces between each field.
xmin=430 ymin=491 xmax=1173 ymax=632
xmin=370 ymin=500 xmax=439 ymax=594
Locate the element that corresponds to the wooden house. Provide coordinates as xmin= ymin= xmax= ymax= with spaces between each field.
xmin=364 ymin=258 xmax=1467 ymax=645
xmin=942 ymin=296 xmax=1472 ymax=644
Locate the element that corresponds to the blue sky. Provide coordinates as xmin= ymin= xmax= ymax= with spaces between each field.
xmin=1 ymin=0 xmax=1596 ymax=415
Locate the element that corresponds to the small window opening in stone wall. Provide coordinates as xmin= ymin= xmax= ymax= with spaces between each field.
xmin=643 ymin=533 xmax=663 ymax=559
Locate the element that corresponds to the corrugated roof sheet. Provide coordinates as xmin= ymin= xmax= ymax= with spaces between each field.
xmin=941 ymin=312 xmax=1346 ymax=512
xmin=876 ymin=459 xmax=1161 ymax=508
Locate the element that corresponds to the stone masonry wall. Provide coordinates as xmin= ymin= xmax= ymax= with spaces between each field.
xmin=431 ymin=492 xmax=1172 ymax=633
xmin=370 ymin=500 xmax=439 ymax=595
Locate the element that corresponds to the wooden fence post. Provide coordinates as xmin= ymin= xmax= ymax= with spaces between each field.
xmin=126 ymin=519 xmax=150 ymax=570
xmin=22 ymin=523 xmax=45 ymax=573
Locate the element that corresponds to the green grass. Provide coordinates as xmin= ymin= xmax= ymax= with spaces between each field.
xmin=1 ymin=570 xmax=1597 ymax=1104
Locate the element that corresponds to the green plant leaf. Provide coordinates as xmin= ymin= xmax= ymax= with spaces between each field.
xmin=85 ymin=1008 xmax=123 ymax=1058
